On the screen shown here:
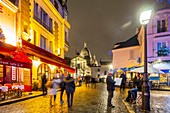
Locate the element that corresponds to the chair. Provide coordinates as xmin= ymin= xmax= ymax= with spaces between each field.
xmin=0 ymin=86 xmax=8 ymax=100
xmin=136 ymin=91 xmax=142 ymax=106
xmin=18 ymin=85 xmax=24 ymax=97
xmin=4 ymin=84 xmax=13 ymax=99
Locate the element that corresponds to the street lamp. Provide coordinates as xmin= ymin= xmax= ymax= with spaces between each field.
xmin=139 ymin=10 xmax=152 ymax=111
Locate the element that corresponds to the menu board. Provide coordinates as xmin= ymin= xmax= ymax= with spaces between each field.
xmin=23 ymin=68 xmax=30 ymax=85
xmin=12 ymin=66 xmax=16 ymax=80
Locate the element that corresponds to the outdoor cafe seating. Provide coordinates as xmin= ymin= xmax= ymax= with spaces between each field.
xmin=0 ymin=83 xmax=25 ymax=101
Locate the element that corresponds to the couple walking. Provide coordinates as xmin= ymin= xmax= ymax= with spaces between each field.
xmin=47 ymin=71 xmax=75 ymax=108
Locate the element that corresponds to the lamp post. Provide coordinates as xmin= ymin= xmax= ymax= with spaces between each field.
xmin=139 ymin=10 xmax=152 ymax=111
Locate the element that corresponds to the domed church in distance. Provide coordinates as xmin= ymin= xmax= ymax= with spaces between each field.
xmin=70 ymin=43 xmax=99 ymax=78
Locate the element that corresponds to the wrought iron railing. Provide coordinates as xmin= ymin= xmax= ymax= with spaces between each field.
xmin=33 ymin=14 xmax=53 ymax=34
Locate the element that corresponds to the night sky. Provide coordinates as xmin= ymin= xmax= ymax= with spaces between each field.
xmin=66 ymin=0 xmax=165 ymax=61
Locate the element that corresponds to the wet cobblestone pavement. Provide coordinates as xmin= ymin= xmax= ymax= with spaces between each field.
xmin=129 ymin=90 xmax=170 ymax=113
xmin=0 ymin=83 xmax=170 ymax=113
xmin=0 ymin=83 xmax=128 ymax=113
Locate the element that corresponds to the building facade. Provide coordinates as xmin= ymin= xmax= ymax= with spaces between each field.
xmin=70 ymin=43 xmax=99 ymax=78
xmin=0 ymin=0 xmax=74 ymax=91
xmin=112 ymin=27 xmax=145 ymax=70
xmin=147 ymin=8 xmax=170 ymax=62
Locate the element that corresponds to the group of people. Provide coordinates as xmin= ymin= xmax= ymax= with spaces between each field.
xmin=106 ymin=71 xmax=143 ymax=108
xmin=41 ymin=70 xmax=143 ymax=109
xmin=41 ymin=71 xmax=75 ymax=108
xmin=126 ymin=73 xmax=143 ymax=104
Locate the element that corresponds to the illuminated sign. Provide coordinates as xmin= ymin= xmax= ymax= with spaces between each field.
xmin=12 ymin=66 xmax=16 ymax=80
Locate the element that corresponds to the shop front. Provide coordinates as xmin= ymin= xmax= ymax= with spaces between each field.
xmin=0 ymin=41 xmax=32 ymax=92
xmin=22 ymin=39 xmax=75 ymax=90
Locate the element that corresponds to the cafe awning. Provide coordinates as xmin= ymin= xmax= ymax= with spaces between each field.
xmin=0 ymin=41 xmax=32 ymax=68
xmin=22 ymin=39 xmax=75 ymax=73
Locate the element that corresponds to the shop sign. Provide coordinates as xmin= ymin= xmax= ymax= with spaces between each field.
xmin=0 ymin=59 xmax=32 ymax=68
xmin=0 ymin=60 xmax=24 ymax=67
xmin=12 ymin=66 xmax=16 ymax=80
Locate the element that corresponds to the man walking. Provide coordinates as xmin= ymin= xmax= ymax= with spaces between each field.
xmin=41 ymin=74 xmax=47 ymax=95
xmin=64 ymin=73 xmax=75 ymax=108
xmin=106 ymin=71 xmax=116 ymax=108
xmin=59 ymin=70 xmax=66 ymax=104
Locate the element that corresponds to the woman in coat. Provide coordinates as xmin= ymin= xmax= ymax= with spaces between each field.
xmin=47 ymin=76 xmax=61 ymax=107
xmin=64 ymin=74 xmax=75 ymax=108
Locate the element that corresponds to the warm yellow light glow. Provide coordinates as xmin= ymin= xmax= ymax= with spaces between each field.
xmin=0 ymin=0 xmax=18 ymax=12
xmin=139 ymin=10 xmax=152 ymax=25
xmin=29 ymin=28 xmax=33 ymax=41
xmin=109 ymin=64 xmax=113 ymax=69
xmin=48 ymin=64 xmax=56 ymax=71
xmin=32 ymin=59 xmax=41 ymax=68
xmin=0 ymin=1 xmax=17 ymax=46
xmin=158 ymin=58 xmax=162 ymax=63
xmin=3 ymin=28 xmax=16 ymax=46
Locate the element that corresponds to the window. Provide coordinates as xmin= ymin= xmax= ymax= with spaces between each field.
xmin=34 ymin=1 xmax=38 ymax=16
xmin=34 ymin=30 xmax=37 ymax=45
xmin=157 ymin=19 xmax=167 ymax=33
xmin=65 ymin=31 xmax=69 ymax=45
xmin=157 ymin=42 xmax=169 ymax=56
xmin=157 ymin=21 xmax=161 ymax=33
xmin=157 ymin=42 xmax=161 ymax=51
xmin=49 ymin=18 xmax=53 ymax=33
xmin=54 ymin=0 xmax=58 ymax=11
xmin=49 ymin=41 xmax=53 ymax=53
xmin=40 ymin=8 xmax=48 ymax=28
xmin=40 ymin=35 xmax=46 ymax=50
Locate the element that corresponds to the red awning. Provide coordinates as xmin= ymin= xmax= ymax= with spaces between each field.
xmin=0 ymin=42 xmax=32 ymax=68
xmin=22 ymin=39 xmax=75 ymax=73
xmin=0 ymin=58 xmax=32 ymax=68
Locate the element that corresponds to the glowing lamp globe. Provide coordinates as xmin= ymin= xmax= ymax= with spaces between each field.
xmin=139 ymin=10 xmax=152 ymax=25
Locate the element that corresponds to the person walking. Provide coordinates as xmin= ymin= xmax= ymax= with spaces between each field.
xmin=64 ymin=74 xmax=75 ymax=108
xmin=78 ymin=75 xmax=82 ymax=86
xmin=106 ymin=71 xmax=116 ymax=108
xmin=41 ymin=74 xmax=47 ymax=95
xmin=120 ymin=72 xmax=127 ymax=91
xmin=47 ymin=76 xmax=61 ymax=107
xmin=59 ymin=71 xmax=66 ymax=104
xmin=91 ymin=76 xmax=96 ymax=88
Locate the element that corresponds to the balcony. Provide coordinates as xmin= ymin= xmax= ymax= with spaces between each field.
xmin=157 ymin=46 xmax=169 ymax=57
xmin=33 ymin=14 xmax=53 ymax=34
xmin=148 ymin=47 xmax=170 ymax=62
xmin=157 ymin=27 xmax=167 ymax=33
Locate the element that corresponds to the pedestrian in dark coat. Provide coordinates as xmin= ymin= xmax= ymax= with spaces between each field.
xmin=41 ymin=74 xmax=47 ymax=95
xmin=106 ymin=72 xmax=116 ymax=108
xmin=59 ymin=71 xmax=66 ymax=104
xmin=120 ymin=72 xmax=127 ymax=91
xmin=64 ymin=74 xmax=75 ymax=108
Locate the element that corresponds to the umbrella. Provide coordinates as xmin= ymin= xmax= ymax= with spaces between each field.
xmin=131 ymin=66 xmax=164 ymax=74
